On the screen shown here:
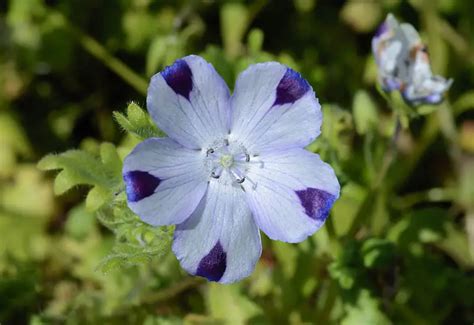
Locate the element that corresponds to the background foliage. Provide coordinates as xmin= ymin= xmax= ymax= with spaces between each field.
xmin=1 ymin=0 xmax=474 ymax=324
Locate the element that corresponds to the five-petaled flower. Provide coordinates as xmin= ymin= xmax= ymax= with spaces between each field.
xmin=372 ymin=14 xmax=452 ymax=105
xmin=122 ymin=55 xmax=340 ymax=283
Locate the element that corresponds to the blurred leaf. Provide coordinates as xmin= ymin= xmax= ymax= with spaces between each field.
xmin=340 ymin=1 xmax=382 ymax=33
xmin=294 ymin=0 xmax=316 ymax=13
xmin=65 ymin=204 xmax=96 ymax=240
xmin=453 ymin=91 xmax=474 ymax=116
xmin=361 ymin=238 xmax=395 ymax=269
xmin=247 ymin=28 xmax=264 ymax=55
xmin=221 ymin=3 xmax=248 ymax=58
xmin=0 ymin=165 xmax=54 ymax=218
xmin=341 ymin=289 xmax=390 ymax=325
xmin=353 ymin=90 xmax=378 ymax=135
xmin=207 ymin=283 xmax=262 ymax=324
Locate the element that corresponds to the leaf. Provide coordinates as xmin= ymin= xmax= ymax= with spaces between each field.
xmin=95 ymin=203 xmax=174 ymax=274
xmin=341 ymin=290 xmax=390 ymax=325
xmin=361 ymin=238 xmax=395 ymax=269
xmin=247 ymin=28 xmax=264 ymax=55
xmin=113 ymin=102 xmax=162 ymax=140
xmin=65 ymin=204 xmax=96 ymax=240
xmin=352 ymin=90 xmax=378 ymax=135
xmin=340 ymin=1 xmax=382 ymax=33
xmin=220 ymin=3 xmax=248 ymax=58
xmin=38 ymin=144 xmax=122 ymax=211
xmin=207 ymin=283 xmax=262 ymax=324
xmin=86 ymin=186 xmax=111 ymax=211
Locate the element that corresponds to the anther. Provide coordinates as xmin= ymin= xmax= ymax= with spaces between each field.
xmin=211 ymin=171 xmax=220 ymax=179
xmin=245 ymin=154 xmax=250 ymax=162
xmin=206 ymin=148 xmax=214 ymax=156
xmin=236 ymin=177 xmax=245 ymax=184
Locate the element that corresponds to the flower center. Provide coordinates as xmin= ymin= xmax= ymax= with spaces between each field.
xmin=205 ymin=139 xmax=261 ymax=188
xmin=220 ymin=154 xmax=234 ymax=168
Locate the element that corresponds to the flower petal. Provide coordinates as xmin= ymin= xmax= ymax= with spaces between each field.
xmin=242 ymin=149 xmax=340 ymax=243
xmin=402 ymin=50 xmax=453 ymax=105
xmin=147 ymin=55 xmax=231 ymax=149
xmin=123 ymin=137 xmax=208 ymax=226
xmin=172 ymin=172 xmax=262 ymax=283
xmin=229 ymin=62 xmax=321 ymax=153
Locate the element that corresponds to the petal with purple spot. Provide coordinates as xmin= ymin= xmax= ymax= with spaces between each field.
xmin=196 ymin=241 xmax=227 ymax=282
xmin=242 ymin=149 xmax=339 ymax=243
xmin=147 ymin=55 xmax=231 ymax=149
xmin=273 ymin=68 xmax=310 ymax=106
xmin=173 ymin=172 xmax=261 ymax=283
xmin=122 ymin=137 xmax=208 ymax=226
xmin=123 ymin=170 xmax=161 ymax=202
xmin=296 ymin=188 xmax=336 ymax=222
xmin=161 ymin=59 xmax=193 ymax=100
xmin=230 ymin=62 xmax=321 ymax=153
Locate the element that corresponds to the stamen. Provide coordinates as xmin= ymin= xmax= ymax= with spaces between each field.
xmin=244 ymin=175 xmax=258 ymax=190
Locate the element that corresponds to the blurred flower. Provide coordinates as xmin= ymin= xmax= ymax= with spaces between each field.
xmin=122 ymin=55 xmax=340 ymax=283
xmin=372 ymin=14 xmax=453 ymax=105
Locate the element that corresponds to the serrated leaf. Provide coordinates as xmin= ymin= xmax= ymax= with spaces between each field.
xmin=86 ymin=186 xmax=111 ymax=211
xmin=113 ymin=102 xmax=161 ymax=139
xmin=100 ymin=142 xmax=122 ymax=177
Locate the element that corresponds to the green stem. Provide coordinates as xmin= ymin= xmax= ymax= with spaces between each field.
xmin=392 ymin=187 xmax=456 ymax=210
xmin=347 ymin=118 xmax=400 ymax=237
xmin=315 ymin=280 xmax=338 ymax=323
xmin=52 ymin=11 xmax=148 ymax=95
xmin=393 ymin=113 xmax=439 ymax=190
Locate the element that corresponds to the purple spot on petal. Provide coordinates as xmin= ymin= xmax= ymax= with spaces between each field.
xmin=123 ymin=170 xmax=161 ymax=202
xmin=375 ymin=21 xmax=388 ymax=37
xmin=424 ymin=93 xmax=443 ymax=105
xmin=161 ymin=59 xmax=193 ymax=100
xmin=273 ymin=68 xmax=310 ymax=106
xmin=196 ymin=241 xmax=227 ymax=282
xmin=382 ymin=77 xmax=401 ymax=92
xmin=296 ymin=188 xmax=336 ymax=222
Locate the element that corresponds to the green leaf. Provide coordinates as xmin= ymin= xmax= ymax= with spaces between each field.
xmin=341 ymin=290 xmax=390 ymax=325
xmin=352 ymin=90 xmax=378 ymax=135
xmin=113 ymin=102 xmax=162 ymax=140
xmin=361 ymin=238 xmax=395 ymax=269
xmin=247 ymin=28 xmax=264 ymax=55
xmin=207 ymin=283 xmax=262 ymax=324
xmin=38 ymin=145 xmax=122 ymax=211
xmin=220 ymin=3 xmax=248 ymax=58
xmin=86 ymin=186 xmax=111 ymax=211
xmin=65 ymin=203 xmax=96 ymax=239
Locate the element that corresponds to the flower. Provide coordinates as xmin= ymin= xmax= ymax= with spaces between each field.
xmin=122 ymin=55 xmax=340 ymax=283
xmin=372 ymin=14 xmax=453 ymax=105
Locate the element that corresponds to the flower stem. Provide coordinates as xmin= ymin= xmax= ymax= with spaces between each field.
xmin=347 ymin=118 xmax=400 ymax=237
xmin=51 ymin=10 xmax=148 ymax=95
